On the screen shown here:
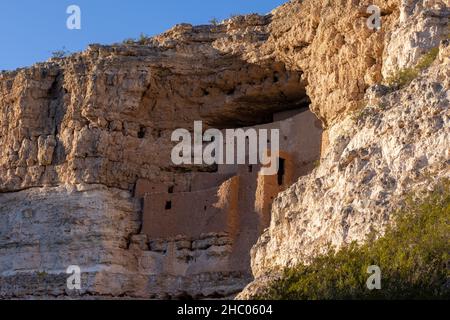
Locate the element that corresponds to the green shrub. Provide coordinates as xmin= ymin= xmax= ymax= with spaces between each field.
xmin=313 ymin=159 xmax=321 ymax=168
xmin=138 ymin=33 xmax=148 ymax=45
xmin=385 ymin=47 xmax=439 ymax=89
xmin=37 ymin=271 xmax=48 ymax=278
xmin=51 ymin=48 xmax=71 ymax=59
xmin=415 ymin=47 xmax=439 ymax=70
xmin=123 ymin=38 xmax=135 ymax=45
xmin=385 ymin=67 xmax=419 ymax=89
xmin=258 ymin=180 xmax=450 ymax=300
xmin=122 ymin=32 xmax=148 ymax=45
xmin=209 ymin=17 xmax=219 ymax=26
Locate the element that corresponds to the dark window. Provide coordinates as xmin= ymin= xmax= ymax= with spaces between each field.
xmin=248 ymin=165 xmax=253 ymax=173
xmin=273 ymin=72 xmax=280 ymax=83
xmin=168 ymin=186 xmax=174 ymax=194
xmin=227 ymin=88 xmax=235 ymax=95
xmin=138 ymin=126 xmax=146 ymax=139
xmin=277 ymin=158 xmax=286 ymax=186
xmin=165 ymin=201 xmax=172 ymax=210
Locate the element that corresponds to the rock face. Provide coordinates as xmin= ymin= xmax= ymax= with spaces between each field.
xmin=239 ymin=0 xmax=450 ymax=298
xmin=382 ymin=0 xmax=449 ymax=78
xmin=241 ymin=45 xmax=449 ymax=296
xmin=0 ymin=0 xmax=449 ymax=299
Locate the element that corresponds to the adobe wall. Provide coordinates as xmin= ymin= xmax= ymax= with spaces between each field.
xmin=276 ymin=109 xmax=323 ymax=177
xmin=214 ymin=109 xmax=324 ymax=270
xmin=134 ymin=174 xmax=193 ymax=197
xmin=141 ymin=176 xmax=239 ymax=239
xmin=217 ymin=109 xmax=323 ymax=177
xmin=136 ymin=108 xmax=323 ymax=274
xmin=255 ymin=150 xmax=296 ymax=231
xmin=227 ymin=163 xmax=261 ymax=270
xmin=135 ymin=172 xmax=235 ymax=198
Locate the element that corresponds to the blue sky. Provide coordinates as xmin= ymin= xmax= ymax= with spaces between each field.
xmin=0 ymin=0 xmax=286 ymax=71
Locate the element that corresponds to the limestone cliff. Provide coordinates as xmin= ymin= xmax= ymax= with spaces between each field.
xmin=239 ymin=0 xmax=450 ymax=298
xmin=0 ymin=0 xmax=448 ymax=299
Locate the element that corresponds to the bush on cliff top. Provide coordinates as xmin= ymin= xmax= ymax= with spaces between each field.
xmin=258 ymin=180 xmax=450 ymax=300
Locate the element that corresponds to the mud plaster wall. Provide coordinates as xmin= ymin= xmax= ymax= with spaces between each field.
xmin=217 ymin=109 xmax=323 ymax=177
xmin=142 ymin=176 xmax=239 ymax=239
xmin=136 ymin=109 xmax=323 ymax=272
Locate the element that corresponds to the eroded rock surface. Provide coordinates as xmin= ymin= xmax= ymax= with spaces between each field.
xmin=239 ymin=0 xmax=449 ymax=298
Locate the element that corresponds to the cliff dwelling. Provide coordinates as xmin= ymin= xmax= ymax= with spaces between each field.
xmin=134 ymin=106 xmax=323 ymax=281
xmin=1 ymin=0 xmax=449 ymax=302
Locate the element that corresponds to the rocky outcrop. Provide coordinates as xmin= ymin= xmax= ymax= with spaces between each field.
xmin=0 ymin=0 xmax=448 ymax=299
xmin=239 ymin=0 xmax=449 ymax=298
xmin=0 ymin=10 xmax=311 ymax=298
xmin=243 ymin=45 xmax=448 ymax=295
xmin=1 ymin=6 xmax=310 ymax=299
xmin=382 ymin=0 xmax=449 ymax=78
xmin=0 ymin=184 xmax=252 ymax=299
xmin=262 ymin=0 xmax=400 ymax=127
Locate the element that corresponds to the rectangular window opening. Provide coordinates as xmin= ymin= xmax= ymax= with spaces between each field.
xmin=277 ymin=158 xmax=286 ymax=186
